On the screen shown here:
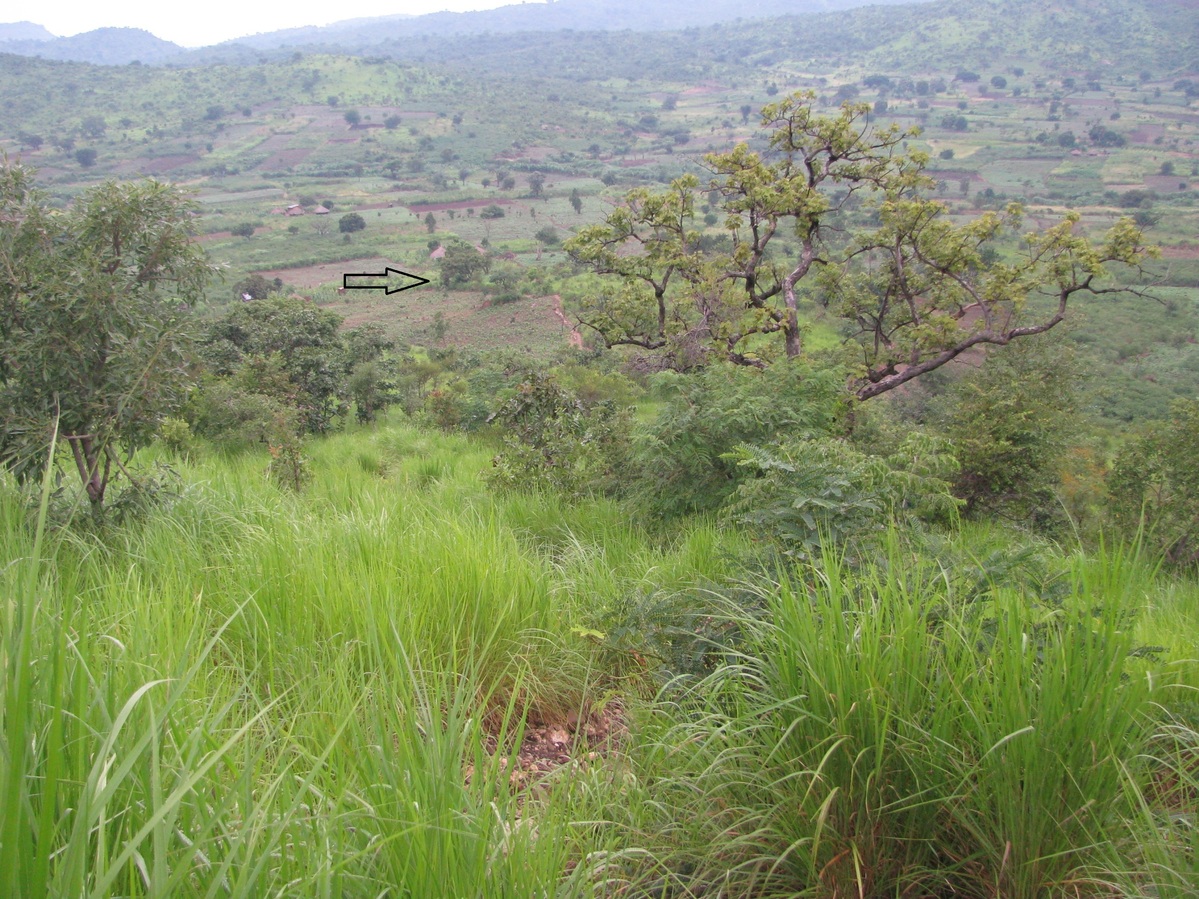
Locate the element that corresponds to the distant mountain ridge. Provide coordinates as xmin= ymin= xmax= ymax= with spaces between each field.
xmin=0 ymin=0 xmax=925 ymax=65
xmin=219 ymin=0 xmax=925 ymax=50
xmin=0 ymin=26 xmax=182 ymax=64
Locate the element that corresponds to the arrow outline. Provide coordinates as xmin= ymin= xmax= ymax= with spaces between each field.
xmin=342 ymin=266 xmax=431 ymax=295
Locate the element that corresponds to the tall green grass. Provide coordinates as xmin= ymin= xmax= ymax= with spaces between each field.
xmin=3 ymin=418 xmax=1197 ymax=896
xmin=604 ymin=539 xmax=1196 ymax=897
xmin=0 ymin=418 xmax=733 ymax=896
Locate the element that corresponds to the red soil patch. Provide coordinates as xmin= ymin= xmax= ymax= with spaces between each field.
xmin=927 ymin=169 xmax=983 ymax=182
xmin=681 ymin=83 xmax=728 ymax=97
xmin=1161 ymin=244 xmax=1199 ymax=259
xmin=113 ymin=154 xmax=199 ymax=176
xmin=1145 ymin=174 xmax=1191 ymax=192
xmin=256 ymin=256 xmax=394 ymax=289
xmin=1130 ymin=124 xmax=1167 ymax=143
xmin=262 ymin=147 xmax=314 ymax=169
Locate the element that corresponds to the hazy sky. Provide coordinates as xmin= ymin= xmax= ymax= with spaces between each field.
xmin=9 ymin=0 xmax=528 ymax=48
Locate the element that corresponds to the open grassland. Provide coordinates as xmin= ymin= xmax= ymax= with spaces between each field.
xmin=2 ymin=417 xmax=1198 ymax=897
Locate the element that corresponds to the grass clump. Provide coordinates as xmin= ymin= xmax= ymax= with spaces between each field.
xmin=605 ymin=540 xmax=1189 ymax=897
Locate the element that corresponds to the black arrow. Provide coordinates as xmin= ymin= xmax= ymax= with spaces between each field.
xmin=342 ymin=266 xmax=430 ymax=295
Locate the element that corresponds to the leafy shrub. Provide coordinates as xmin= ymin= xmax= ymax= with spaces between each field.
xmin=629 ymin=361 xmax=846 ymax=518
xmin=1109 ymin=398 xmax=1199 ymax=567
xmin=942 ymin=339 xmax=1079 ymax=531
xmin=727 ymin=432 xmax=960 ymax=559
xmin=338 ymin=212 xmax=366 ymax=233
xmin=485 ymin=373 xmax=630 ymax=498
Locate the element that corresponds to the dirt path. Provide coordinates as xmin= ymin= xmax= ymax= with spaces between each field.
xmin=548 ymin=294 xmax=583 ymax=349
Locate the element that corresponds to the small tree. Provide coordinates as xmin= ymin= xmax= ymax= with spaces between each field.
xmin=74 ymin=147 xmax=97 ymax=168
xmin=344 ymin=110 xmax=361 ymax=127
xmin=424 ymin=211 xmax=437 ymax=233
xmin=339 ymin=213 xmax=366 ymax=233
xmin=0 ymin=162 xmax=213 ymax=513
xmin=231 ymin=222 xmax=256 ymax=238
xmin=570 ymin=188 xmax=583 ymax=214
xmin=440 ymin=241 xmax=490 ymax=287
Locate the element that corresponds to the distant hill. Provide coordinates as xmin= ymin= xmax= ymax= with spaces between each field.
xmin=355 ymin=0 xmax=1197 ymax=80
xmin=0 ymin=22 xmax=54 ymax=42
xmin=0 ymin=26 xmax=182 ymax=65
xmin=775 ymin=0 xmax=1199 ymax=74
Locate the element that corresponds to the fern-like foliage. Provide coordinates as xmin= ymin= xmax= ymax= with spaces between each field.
xmin=726 ymin=432 xmax=961 ymax=559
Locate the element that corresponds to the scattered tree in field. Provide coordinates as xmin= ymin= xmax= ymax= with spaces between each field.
xmin=232 ymin=274 xmax=279 ymax=301
xmin=566 ymin=92 xmax=1155 ymax=400
xmin=1088 ymin=124 xmax=1126 ymax=147
xmin=74 ymin=147 xmax=97 ymax=167
xmin=570 ymin=188 xmax=583 ymax=214
xmin=231 ymin=222 xmax=256 ymax=238
xmin=424 ymin=211 xmax=437 ymax=233
xmin=529 ymin=171 xmax=549 ymax=200
xmin=0 ymin=162 xmax=213 ymax=513
xmin=339 ymin=213 xmax=366 ymax=234
xmin=343 ymin=109 xmax=361 ymax=127
xmin=80 ymin=115 xmax=107 ymax=139
xmin=480 ymin=204 xmax=505 ymax=220
xmin=439 ymin=241 xmax=490 ymax=287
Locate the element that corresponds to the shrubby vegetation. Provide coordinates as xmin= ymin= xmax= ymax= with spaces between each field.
xmin=3 ymin=5 xmax=1199 ymax=893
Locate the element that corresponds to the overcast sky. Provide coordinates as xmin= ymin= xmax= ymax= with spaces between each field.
xmin=8 ymin=0 xmax=529 ymax=48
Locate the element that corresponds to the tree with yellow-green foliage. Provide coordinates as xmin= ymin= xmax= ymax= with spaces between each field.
xmin=566 ymin=92 xmax=1156 ymax=400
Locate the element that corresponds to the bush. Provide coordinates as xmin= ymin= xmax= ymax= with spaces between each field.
xmin=484 ymin=373 xmax=630 ymax=498
xmin=1109 ymin=398 xmax=1199 ymax=568
xmin=629 ymin=361 xmax=846 ymax=518
xmin=942 ymin=339 xmax=1079 ymax=531
xmin=339 ymin=213 xmax=366 ymax=233
xmin=727 ymin=432 xmax=960 ymax=559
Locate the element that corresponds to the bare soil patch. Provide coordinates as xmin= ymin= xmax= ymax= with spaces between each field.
xmin=1161 ymin=244 xmax=1199 ymax=259
xmin=262 ymin=147 xmax=314 ymax=169
xmin=258 ymin=256 xmax=393 ymax=289
xmin=113 ymin=154 xmax=199 ymax=176
xmin=407 ymin=198 xmax=515 ymax=214
xmin=469 ymin=703 xmax=626 ymax=792
xmin=1131 ymin=124 xmax=1167 ymax=143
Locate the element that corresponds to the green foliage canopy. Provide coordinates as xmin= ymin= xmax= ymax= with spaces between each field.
xmin=0 ymin=161 xmax=213 ymax=509
xmin=567 ymin=93 xmax=1156 ymax=401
